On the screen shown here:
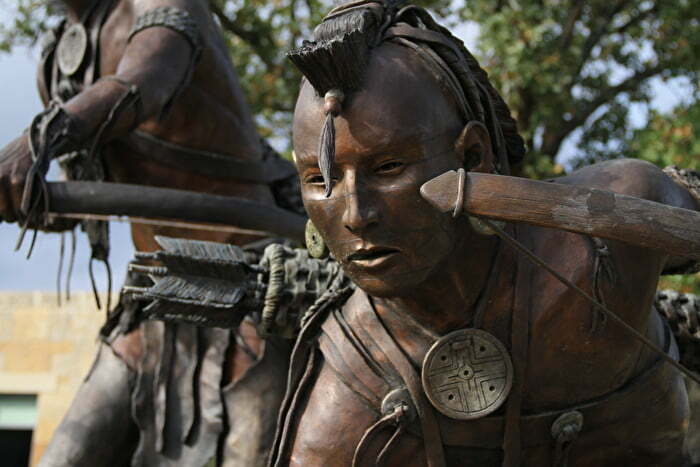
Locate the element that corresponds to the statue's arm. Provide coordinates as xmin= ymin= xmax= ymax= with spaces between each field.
xmin=552 ymin=159 xmax=699 ymax=340
xmin=615 ymin=161 xmax=700 ymax=273
xmin=61 ymin=1 xmax=202 ymax=144
xmin=562 ymin=159 xmax=698 ymax=270
xmin=0 ymin=0 xmax=202 ymax=224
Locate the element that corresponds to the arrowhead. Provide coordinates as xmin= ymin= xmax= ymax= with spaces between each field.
xmin=420 ymin=170 xmax=460 ymax=213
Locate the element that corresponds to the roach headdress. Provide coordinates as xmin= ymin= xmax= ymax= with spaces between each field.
xmin=287 ymin=1 xmax=526 ymax=195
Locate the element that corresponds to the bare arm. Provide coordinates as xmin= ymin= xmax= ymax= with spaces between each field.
xmin=63 ymin=1 xmax=201 ymax=144
xmin=0 ymin=0 xmax=201 ymax=224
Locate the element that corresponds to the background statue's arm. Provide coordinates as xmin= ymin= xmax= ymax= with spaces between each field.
xmin=61 ymin=1 xmax=202 ymax=145
xmin=0 ymin=1 xmax=202 ymax=224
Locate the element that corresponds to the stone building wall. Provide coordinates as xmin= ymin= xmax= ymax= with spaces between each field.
xmin=0 ymin=292 xmax=106 ymax=466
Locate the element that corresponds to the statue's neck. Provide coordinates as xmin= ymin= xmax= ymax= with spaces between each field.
xmin=372 ymin=232 xmax=499 ymax=336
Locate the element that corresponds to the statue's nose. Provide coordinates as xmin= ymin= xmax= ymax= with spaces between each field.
xmin=341 ymin=173 xmax=379 ymax=235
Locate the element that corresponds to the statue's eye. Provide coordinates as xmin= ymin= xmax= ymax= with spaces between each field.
xmin=375 ymin=160 xmax=405 ymax=175
xmin=304 ymin=174 xmax=326 ymax=185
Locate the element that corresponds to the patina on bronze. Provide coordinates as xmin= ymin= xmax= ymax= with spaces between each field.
xmin=304 ymin=219 xmax=328 ymax=258
xmin=422 ymin=328 xmax=513 ymax=420
xmin=3 ymin=0 xmax=700 ymax=466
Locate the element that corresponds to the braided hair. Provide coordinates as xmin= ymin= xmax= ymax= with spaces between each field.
xmin=288 ymin=1 xmax=526 ymax=194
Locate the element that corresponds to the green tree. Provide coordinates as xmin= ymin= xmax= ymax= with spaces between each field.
xmin=206 ymin=0 xmax=452 ymax=141
xmin=625 ymin=102 xmax=700 ymax=293
xmin=0 ymin=1 xmax=59 ymax=52
xmin=625 ymin=102 xmax=700 ymax=171
xmin=455 ymin=0 xmax=700 ymax=176
xmin=6 ymin=1 xmax=699 ymax=170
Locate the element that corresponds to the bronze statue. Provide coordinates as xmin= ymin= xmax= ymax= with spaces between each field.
xmin=272 ymin=2 xmax=700 ymax=465
xmin=120 ymin=0 xmax=700 ymax=466
xmin=125 ymin=2 xmax=700 ymax=465
xmin=0 ymin=0 xmax=300 ymax=465
xmin=3 ymin=0 xmax=700 ymax=465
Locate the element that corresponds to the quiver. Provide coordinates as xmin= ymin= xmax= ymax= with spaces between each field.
xmin=125 ymin=236 xmax=350 ymax=337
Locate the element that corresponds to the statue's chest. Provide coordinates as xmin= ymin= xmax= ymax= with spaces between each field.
xmin=510 ymin=229 xmax=647 ymax=410
xmin=39 ymin=0 xmax=122 ymax=103
xmin=389 ymin=227 xmax=637 ymax=411
xmin=294 ymin=229 xmax=673 ymax=466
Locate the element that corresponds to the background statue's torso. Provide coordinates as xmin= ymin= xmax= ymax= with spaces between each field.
xmin=40 ymin=0 xmax=278 ymax=252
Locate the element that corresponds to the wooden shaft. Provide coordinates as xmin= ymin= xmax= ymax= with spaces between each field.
xmin=420 ymin=170 xmax=700 ymax=260
xmin=46 ymin=181 xmax=307 ymax=244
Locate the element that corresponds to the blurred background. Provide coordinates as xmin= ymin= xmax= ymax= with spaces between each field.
xmin=0 ymin=1 xmax=698 ymax=465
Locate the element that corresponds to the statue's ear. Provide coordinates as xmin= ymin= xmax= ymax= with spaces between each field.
xmin=455 ymin=121 xmax=496 ymax=173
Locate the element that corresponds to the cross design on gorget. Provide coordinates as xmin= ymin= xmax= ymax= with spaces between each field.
xmin=422 ymin=328 xmax=513 ymax=420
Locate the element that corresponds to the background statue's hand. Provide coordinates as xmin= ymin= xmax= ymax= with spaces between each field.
xmin=0 ymin=132 xmax=32 ymax=224
xmin=0 ymin=131 xmax=77 ymax=232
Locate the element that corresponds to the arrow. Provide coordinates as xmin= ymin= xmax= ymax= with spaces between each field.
xmin=420 ymin=170 xmax=700 ymax=260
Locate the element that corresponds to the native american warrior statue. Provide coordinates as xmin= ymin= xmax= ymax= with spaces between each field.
xmin=126 ymin=1 xmax=700 ymax=465
xmin=0 ymin=0 xmax=304 ymax=465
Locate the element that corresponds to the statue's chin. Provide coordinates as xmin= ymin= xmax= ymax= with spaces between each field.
xmin=344 ymin=267 xmax=430 ymax=299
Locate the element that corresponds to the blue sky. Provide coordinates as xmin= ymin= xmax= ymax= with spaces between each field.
xmin=0 ymin=13 xmax=689 ymax=291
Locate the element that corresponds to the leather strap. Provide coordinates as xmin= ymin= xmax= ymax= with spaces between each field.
xmin=85 ymin=0 xmax=117 ymax=87
xmin=270 ymin=330 xmax=320 ymax=467
xmin=355 ymin=291 xmax=447 ymax=467
xmin=384 ymin=24 xmax=463 ymax=61
xmin=502 ymin=225 xmax=533 ymax=466
xmin=120 ymin=130 xmax=297 ymax=184
xmin=270 ymin=286 xmax=353 ymax=467
xmin=320 ymin=311 xmax=390 ymax=407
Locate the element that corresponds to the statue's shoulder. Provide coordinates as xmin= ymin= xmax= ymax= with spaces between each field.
xmin=551 ymin=158 xmax=675 ymax=202
xmin=548 ymin=159 xmax=699 ymax=275
xmin=556 ymin=159 xmax=699 ymax=216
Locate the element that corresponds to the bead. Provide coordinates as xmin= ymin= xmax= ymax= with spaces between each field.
xmin=323 ymin=89 xmax=345 ymax=116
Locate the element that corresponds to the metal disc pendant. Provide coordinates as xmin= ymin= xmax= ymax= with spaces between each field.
xmin=57 ymin=23 xmax=88 ymax=76
xmin=422 ymin=328 xmax=513 ymax=420
xmin=305 ymin=220 xmax=328 ymax=259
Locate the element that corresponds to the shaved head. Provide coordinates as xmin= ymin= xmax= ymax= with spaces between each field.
xmin=293 ymin=42 xmax=463 ymax=164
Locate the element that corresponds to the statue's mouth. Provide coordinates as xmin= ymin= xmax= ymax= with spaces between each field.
xmin=347 ymin=246 xmax=400 ymax=267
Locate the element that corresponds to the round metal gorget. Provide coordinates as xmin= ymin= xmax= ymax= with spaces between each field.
xmin=57 ymin=23 xmax=88 ymax=76
xmin=422 ymin=328 xmax=513 ymax=420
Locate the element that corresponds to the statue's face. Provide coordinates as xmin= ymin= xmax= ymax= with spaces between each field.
xmin=294 ymin=44 xmax=466 ymax=297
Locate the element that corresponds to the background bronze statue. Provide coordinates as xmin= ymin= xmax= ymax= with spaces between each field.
xmin=271 ymin=2 xmax=699 ymax=465
xmin=0 ymin=0 xmax=301 ymax=465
